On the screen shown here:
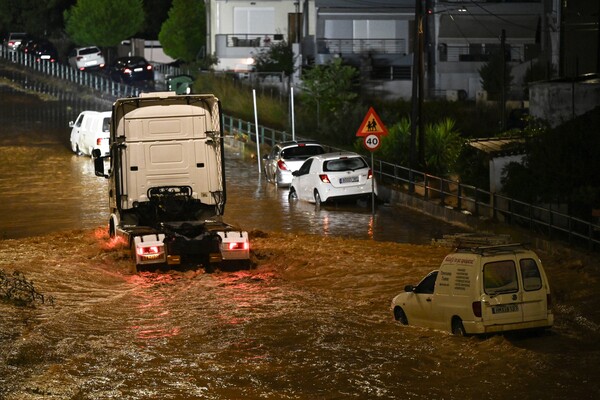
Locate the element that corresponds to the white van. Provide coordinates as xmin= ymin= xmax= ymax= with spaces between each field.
xmin=69 ymin=111 xmax=111 ymax=156
xmin=391 ymin=244 xmax=554 ymax=335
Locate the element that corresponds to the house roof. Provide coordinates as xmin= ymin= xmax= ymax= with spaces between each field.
xmin=468 ymin=137 xmax=527 ymax=157
xmin=439 ymin=14 xmax=539 ymax=40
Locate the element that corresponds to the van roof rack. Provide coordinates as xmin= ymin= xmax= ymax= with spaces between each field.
xmin=455 ymin=242 xmax=530 ymax=255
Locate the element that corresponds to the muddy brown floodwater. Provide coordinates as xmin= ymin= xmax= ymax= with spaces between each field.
xmin=1 ymin=70 xmax=600 ymax=399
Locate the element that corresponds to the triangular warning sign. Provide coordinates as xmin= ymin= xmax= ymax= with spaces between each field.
xmin=356 ymin=107 xmax=388 ymax=137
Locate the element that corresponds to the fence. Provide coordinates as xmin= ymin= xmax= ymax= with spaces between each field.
xmin=1 ymin=44 xmax=143 ymax=99
xmin=223 ymin=113 xmax=600 ymax=252
xmin=4 ymin=43 xmax=600 ymax=252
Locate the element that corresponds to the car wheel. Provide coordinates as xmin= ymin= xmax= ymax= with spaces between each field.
xmin=288 ymin=187 xmax=298 ymax=201
xmin=393 ymin=307 xmax=408 ymax=325
xmin=451 ymin=317 xmax=467 ymax=336
xmin=314 ymin=190 xmax=322 ymax=207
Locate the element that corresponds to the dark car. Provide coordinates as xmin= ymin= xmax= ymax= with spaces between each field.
xmin=20 ymin=38 xmax=58 ymax=62
xmin=108 ymin=56 xmax=154 ymax=86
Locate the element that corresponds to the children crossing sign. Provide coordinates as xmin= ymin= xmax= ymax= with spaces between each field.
xmin=356 ymin=107 xmax=388 ymax=137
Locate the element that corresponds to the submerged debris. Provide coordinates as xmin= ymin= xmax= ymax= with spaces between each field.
xmin=0 ymin=269 xmax=54 ymax=306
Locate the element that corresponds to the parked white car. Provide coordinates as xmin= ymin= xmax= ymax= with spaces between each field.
xmin=67 ymin=46 xmax=105 ymax=71
xmin=391 ymin=244 xmax=554 ymax=336
xmin=69 ymin=111 xmax=111 ymax=156
xmin=288 ymin=151 xmax=376 ymax=206
xmin=262 ymin=140 xmax=326 ymax=187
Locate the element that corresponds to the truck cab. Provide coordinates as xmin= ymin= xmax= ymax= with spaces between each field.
xmin=93 ymin=92 xmax=249 ymax=271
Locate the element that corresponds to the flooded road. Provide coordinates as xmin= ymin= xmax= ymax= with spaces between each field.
xmin=1 ymin=69 xmax=600 ymax=399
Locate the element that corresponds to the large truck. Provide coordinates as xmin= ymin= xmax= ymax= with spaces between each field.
xmin=92 ymin=92 xmax=250 ymax=271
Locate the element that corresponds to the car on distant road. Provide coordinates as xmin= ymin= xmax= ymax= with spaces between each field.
xmin=288 ymin=151 xmax=376 ymax=206
xmin=263 ymin=140 xmax=326 ymax=187
xmin=3 ymin=32 xmax=27 ymax=51
xmin=27 ymin=39 xmax=59 ymax=63
xmin=108 ymin=56 xmax=154 ymax=86
xmin=69 ymin=110 xmax=111 ymax=156
xmin=68 ymin=46 xmax=105 ymax=71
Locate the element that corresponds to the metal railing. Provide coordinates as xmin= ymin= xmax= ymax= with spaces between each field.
xmin=1 ymin=44 xmax=142 ymax=99
xmin=223 ymin=113 xmax=600 ymax=252
xmin=5 ymin=42 xmax=599 ymax=252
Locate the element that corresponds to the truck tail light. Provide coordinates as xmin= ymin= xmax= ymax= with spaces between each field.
xmin=96 ymin=138 xmax=103 ymax=146
xmin=472 ymin=301 xmax=482 ymax=317
xmin=228 ymin=242 xmax=249 ymax=250
xmin=137 ymin=245 xmax=161 ymax=256
xmin=319 ymin=174 xmax=330 ymax=183
xmin=277 ymin=160 xmax=288 ymax=171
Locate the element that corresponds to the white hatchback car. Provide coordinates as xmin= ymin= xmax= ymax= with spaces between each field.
xmin=288 ymin=151 xmax=376 ymax=206
xmin=69 ymin=111 xmax=111 ymax=156
xmin=68 ymin=46 xmax=105 ymax=71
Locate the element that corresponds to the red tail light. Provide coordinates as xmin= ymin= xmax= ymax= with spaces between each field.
xmin=277 ymin=160 xmax=288 ymax=171
xmin=146 ymin=64 xmax=153 ymax=71
xmin=367 ymin=168 xmax=373 ymax=179
xmin=228 ymin=242 xmax=249 ymax=250
xmin=76 ymin=56 xmax=83 ymax=61
xmin=319 ymin=174 xmax=331 ymax=183
xmin=124 ymin=67 xmax=132 ymax=74
xmin=96 ymin=138 xmax=103 ymax=146
xmin=472 ymin=301 xmax=482 ymax=317
xmin=137 ymin=245 xmax=161 ymax=256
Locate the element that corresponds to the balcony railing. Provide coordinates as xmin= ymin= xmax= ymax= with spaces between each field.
xmin=226 ymin=33 xmax=286 ymax=48
xmin=317 ymin=38 xmax=408 ymax=56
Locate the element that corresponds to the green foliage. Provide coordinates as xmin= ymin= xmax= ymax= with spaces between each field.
xmin=479 ymin=51 xmax=513 ymax=101
xmin=253 ymin=40 xmax=295 ymax=76
xmin=378 ymin=117 xmax=411 ymax=166
xmin=158 ymin=0 xmax=205 ymax=63
xmin=424 ymin=118 xmax=463 ymax=176
xmin=501 ymin=107 xmax=600 ymax=219
xmin=300 ymin=58 xmax=358 ymax=123
xmin=64 ymin=0 xmax=144 ymax=47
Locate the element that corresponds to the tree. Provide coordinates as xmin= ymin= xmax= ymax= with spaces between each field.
xmin=501 ymin=107 xmax=600 ymax=219
xmin=158 ymin=0 xmax=205 ymax=63
xmin=64 ymin=0 xmax=144 ymax=48
xmin=253 ymin=40 xmax=295 ymax=76
xmin=300 ymin=58 xmax=359 ymax=130
xmin=479 ymin=51 xmax=513 ymax=101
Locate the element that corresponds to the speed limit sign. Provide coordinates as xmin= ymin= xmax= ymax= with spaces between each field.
xmin=363 ymin=133 xmax=381 ymax=152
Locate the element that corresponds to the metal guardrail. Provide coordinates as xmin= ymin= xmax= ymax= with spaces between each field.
xmin=1 ymin=44 xmax=142 ymax=99
xmin=4 ymin=42 xmax=599 ymax=252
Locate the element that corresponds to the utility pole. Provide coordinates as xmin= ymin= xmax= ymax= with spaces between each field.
xmin=410 ymin=0 xmax=425 ymax=176
xmin=501 ymin=29 xmax=506 ymax=131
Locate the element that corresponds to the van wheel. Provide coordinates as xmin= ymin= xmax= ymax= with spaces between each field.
xmin=451 ymin=318 xmax=466 ymax=336
xmin=393 ymin=307 xmax=408 ymax=325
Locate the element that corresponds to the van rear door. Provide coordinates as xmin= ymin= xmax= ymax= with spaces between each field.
xmin=480 ymin=258 xmax=523 ymax=326
xmin=517 ymin=257 xmax=548 ymax=322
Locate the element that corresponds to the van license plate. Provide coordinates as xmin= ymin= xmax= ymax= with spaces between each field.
xmin=492 ymin=304 xmax=519 ymax=314
xmin=339 ymin=176 xmax=359 ymax=184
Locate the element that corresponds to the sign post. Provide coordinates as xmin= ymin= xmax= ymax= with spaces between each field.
xmin=356 ymin=107 xmax=387 ymax=215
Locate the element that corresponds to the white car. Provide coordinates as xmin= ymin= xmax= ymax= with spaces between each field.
xmin=262 ymin=140 xmax=326 ymax=187
xmin=67 ymin=46 xmax=105 ymax=71
xmin=288 ymin=151 xmax=376 ymax=206
xmin=69 ymin=111 xmax=111 ymax=156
